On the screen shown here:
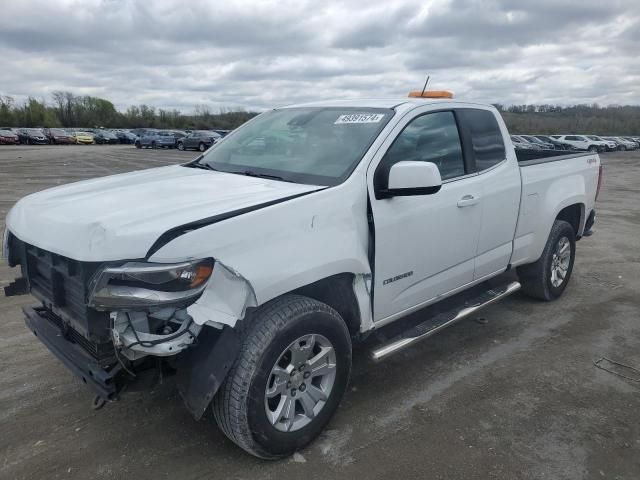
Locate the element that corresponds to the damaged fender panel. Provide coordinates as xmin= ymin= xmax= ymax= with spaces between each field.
xmin=353 ymin=273 xmax=374 ymax=333
xmin=148 ymin=180 xmax=373 ymax=331
xmin=187 ymin=260 xmax=258 ymax=328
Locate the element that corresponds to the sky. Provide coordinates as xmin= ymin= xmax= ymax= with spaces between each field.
xmin=1 ymin=0 xmax=639 ymax=113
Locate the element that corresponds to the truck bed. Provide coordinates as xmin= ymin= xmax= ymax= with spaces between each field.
xmin=516 ymin=149 xmax=593 ymax=165
xmin=510 ymin=149 xmax=600 ymax=269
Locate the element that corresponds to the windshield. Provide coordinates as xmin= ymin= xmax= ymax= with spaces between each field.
xmin=197 ymin=107 xmax=393 ymax=186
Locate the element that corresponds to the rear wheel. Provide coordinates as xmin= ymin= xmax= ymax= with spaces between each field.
xmin=151 ymin=141 xmax=157 ymax=149
xmin=212 ymin=295 xmax=352 ymax=459
xmin=588 ymin=145 xmax=598 ymax=152
xmin=517 ymin=220 xmax=576 ymax=301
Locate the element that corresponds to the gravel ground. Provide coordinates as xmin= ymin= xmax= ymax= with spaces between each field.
xmin=0 ymin=145 xmax=639 ymax=480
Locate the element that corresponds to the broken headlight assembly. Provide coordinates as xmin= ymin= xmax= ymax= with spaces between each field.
xmin=88 ymin=258 xmax=214 ymax=310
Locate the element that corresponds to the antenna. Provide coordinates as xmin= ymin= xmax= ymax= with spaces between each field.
xmin=420 ymin=76 xmax=430 ymax=96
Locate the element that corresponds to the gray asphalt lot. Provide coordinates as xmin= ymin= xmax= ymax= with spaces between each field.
xmin=1 ymin=145 xmax=639 ymax=479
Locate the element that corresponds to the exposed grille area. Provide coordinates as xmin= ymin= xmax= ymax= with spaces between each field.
xmin=25 ymin=244 xmax=88 ymax=320
xmin=9 ymin=235 xmax=113 ymax=345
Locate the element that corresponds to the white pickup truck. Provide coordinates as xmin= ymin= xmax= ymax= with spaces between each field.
xmin=3 ymin=93 xmax=602 ymax=459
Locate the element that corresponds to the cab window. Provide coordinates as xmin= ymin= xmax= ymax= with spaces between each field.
xmin=375 ymin=111 xmax=465 ymax=189
xmin=458 ymin=109 xmax=505 ymax=172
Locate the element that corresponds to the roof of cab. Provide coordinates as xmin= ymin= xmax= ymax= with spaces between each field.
xmin=280 ymin=97 xmax=493 ymax=112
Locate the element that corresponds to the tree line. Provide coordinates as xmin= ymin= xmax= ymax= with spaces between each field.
xmin=494 ymin=103 xmax=640 ymax=135
xmin=0 ymin=92 xmax=258 ymax=130
xmin=1 ymin=91 xmax=639 ymax=134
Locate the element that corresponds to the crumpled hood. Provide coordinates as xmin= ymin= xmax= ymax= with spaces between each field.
xmin=7 ymin=165 xmax=322 ymax=261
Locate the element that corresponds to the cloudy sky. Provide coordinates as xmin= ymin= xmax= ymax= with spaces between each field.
xmin=1 ymin=0 xmax=639 ymax=112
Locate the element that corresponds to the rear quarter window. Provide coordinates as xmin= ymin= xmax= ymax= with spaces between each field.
xmin=459 ymin=109 xmax=506 ymax=172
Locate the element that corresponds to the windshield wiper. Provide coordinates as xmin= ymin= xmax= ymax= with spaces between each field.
xmin=235 ymin=170 xmax=290 ymax=182
xmin=184 ymin=158 xmax=218 ymax=171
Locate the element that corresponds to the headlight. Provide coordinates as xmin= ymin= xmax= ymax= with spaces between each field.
xmin=88 ymin=258 xmax=214 ymax=310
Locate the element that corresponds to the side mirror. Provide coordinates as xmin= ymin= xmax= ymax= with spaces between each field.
xmin=378 ymin=161 xmax=442 ymax=198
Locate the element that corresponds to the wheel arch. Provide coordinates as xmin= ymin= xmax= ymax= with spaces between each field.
xmin=555 ymin=202 xmax=585 ymax=238
xmin=290 ymin=273 xmax=364 ymax=337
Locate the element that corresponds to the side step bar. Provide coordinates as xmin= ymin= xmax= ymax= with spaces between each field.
xmin=371 ymin=281 xmax=521 ymax=361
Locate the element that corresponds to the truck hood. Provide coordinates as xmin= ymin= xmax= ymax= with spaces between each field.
xmin=7 ymin=165 xmax=323 ymax=261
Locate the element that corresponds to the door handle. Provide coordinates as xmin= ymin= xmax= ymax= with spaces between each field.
xmin=457 ymin=194 xmax=480 ymax=207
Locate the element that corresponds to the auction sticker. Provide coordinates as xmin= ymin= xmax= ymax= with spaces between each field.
xmin=335 ymin=113 xmax=385 ymax=124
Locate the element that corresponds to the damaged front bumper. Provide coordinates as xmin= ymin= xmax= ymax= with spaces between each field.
xmin=23 ymin=306 xmax=122 ymax=400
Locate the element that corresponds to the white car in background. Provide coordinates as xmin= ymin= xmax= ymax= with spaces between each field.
xmin=554 ymin=135 xmax=604 ymax=152
xmin=603 ymin=136 xmax=638 ymax=151
xmin=585 ymin=136 xmax=617 ymax=152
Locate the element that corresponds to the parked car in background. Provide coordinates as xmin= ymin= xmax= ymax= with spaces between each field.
xmin=130 ymin=128 xmax=156 ymax=139
xmin=16 ymin=128 xmax=49 ymax=145
xmin=0 ymin=129 xmax=20 ymax=145
xmin=177 ymin=130 xmax=221 ymax=151
xmin=113 ymin=130 xmax=137 ymax=144
xmin=603 ymin=136 xmax=637 ymax=151
xmin=510 ymin=135 xmax=542 ymax=150
xmin=137 ymin=130 xmax=177 ymax=149
xmin=167 ymin=130 xmax=187 ymax=141
xmin=44 ymin=128 xmax=75 ymax=145
xmin=554 ymin=135 xmax=604 ymax=152
xmin=621 ymin=137 xmax=640 ymax=149
xmin=532 ymin=135 xmax=575 ymax=150
xmin=585 ymin=136 xmax=617 ymax=152
xmin=519 ymin=135 xmax=555 ymax=150
xmin=91 ymin=130 xmax=119 ymax=144
xmin=71 ymin=131 xmax=95 ymax=145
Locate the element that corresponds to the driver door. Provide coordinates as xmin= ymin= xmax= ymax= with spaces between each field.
xmin=368 ymin=109 xmax=483 ymax=322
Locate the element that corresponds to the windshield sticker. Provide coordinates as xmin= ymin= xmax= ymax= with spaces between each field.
xmin=335 ymin=113 xmax=385 ymax=124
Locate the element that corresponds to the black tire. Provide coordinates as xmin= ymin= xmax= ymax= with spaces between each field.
xmin=517 ymin=220 xmax=576 ymax=301
xmin=177 ymin=142 xmax=185 ymax=151
xmin=151 ymin=141 xmax=157 ymax=149
xmin=588 ymin=145 xmax=598 ymax=153
xmin=212 ymin=295 xmax=352 ymax=459
xmin=135 ymin=142 xmax=141 ymax=149
xmin=620 ymin=145 xmax=626 ymax=151
xmin=198 ymin=142 xmax=206 ymax=152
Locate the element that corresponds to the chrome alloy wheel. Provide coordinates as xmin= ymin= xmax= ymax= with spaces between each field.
xmin=550 ymin=236 xmax=571 ymax=287
xmin=264 ymin=334 xmax=337 ymax=432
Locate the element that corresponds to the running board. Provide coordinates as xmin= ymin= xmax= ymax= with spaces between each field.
xmin=371 ymin=281 xmax=521 ymax=361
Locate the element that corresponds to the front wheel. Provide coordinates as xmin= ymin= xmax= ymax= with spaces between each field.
xmin=588 ymin=145 xmax=598 ymax=153
xmin=177 ymin=142 xmax=185 ymax=151
xmin=517 ymin=220 xmax=576 ymax=301
xmin=198 ymin=142 xmax=206 ymax=152
xmin=212 ymin=295 xmax=352 ymax=459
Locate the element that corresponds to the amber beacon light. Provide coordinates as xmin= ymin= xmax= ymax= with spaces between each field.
xmin=408 ymin=90 xmax=454 ymax=99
